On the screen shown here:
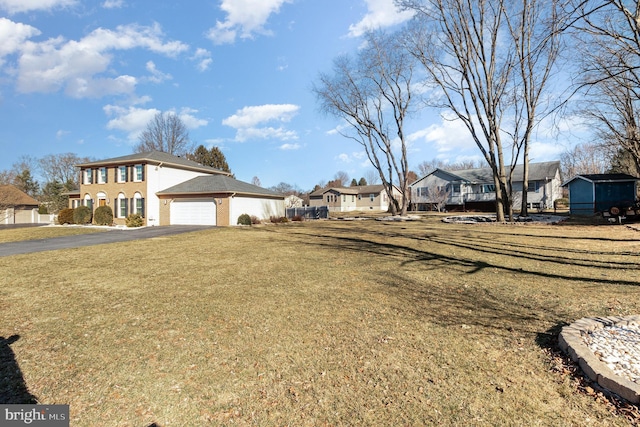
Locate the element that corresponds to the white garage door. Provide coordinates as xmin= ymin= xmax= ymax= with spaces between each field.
xmin=170 ymin=198 xmax=216 ymax=225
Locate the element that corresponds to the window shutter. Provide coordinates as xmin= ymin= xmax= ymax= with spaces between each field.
xmin=140 ymin=198 xmax=145 ymax=218
xmin=141 ymin=165 xmax=145 ymax=181
xmin=129 ymin=198 xmax=134 ymax=215
xmin=105 ymin=168 xmax=108 ymax=184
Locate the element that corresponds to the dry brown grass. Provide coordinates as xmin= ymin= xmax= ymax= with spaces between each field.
xmin=1 ymin=217 xmax=639 ymax=426
xmin=0 ymin=225 xmax=107 ymax=243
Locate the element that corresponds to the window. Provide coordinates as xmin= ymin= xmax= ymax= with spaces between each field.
xmin=358 ymin=194 xmax=362 ymax=200
xmin=531 ymin=181 xmax=541 ymax=193
xmin=343 ymin=195 xmax=346 ymax=202
xmin=84 ymin=168 xmax=92 ymax=184
xmin=134 ymin=193 xmax=145 ymax=217
xmin=369 ymin=194 xmax=375 ymax=202
xmin=116 ymin=194 xmax=127 ymax=218
xmin=134 ymin=164 xmax=144 ymax=181
xmin=352 ymin=195 xmax=355 ymax=202
xmin=118 ymin=166 xmax=127 ymax=183
xmin=98 ymin=167 xmax=107 ymax=184
xmin=481 ymin=184 xmax=495 ymax=193
xmin=452 ymin=184 xmax=461 ymax=193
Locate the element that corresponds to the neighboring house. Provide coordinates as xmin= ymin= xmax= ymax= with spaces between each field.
xmin=71 ymin=151 xmax=284 ymax=226
xmin=284 ymin=194 xmax=304 ymax=209
xmin=410 ymin=161 xmax=563 ymax=212
xmin=0 ymin=185 xmax=40 ymax=225
xmin=308 ymin=184 xmax=401 ymax=212
xmin=562 ymin=173 xmax=639 ymax=216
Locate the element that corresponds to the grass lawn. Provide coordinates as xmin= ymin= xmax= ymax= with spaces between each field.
xmin=0 ymin=225 xmax=107 ymax=243
xmin=1 ymin=217 xmax=639 ymax=426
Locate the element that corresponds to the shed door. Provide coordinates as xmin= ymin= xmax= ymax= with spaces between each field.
xmin=170 ymin=198 xmax=216 ymax=225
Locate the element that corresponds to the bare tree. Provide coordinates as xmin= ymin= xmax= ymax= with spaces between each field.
xmin=400 ymin=0 xmax=564 ymax=221
xmin=560 ymin=142 xmax=611 ymax=178
xmin=314 ymin=31 xmax=415 ymax=215
xmin=38 ymin=153 xmax=90 ymax=190
xmin=571 ymin=0 xmax=640 ymax=173
xmin=135 ymin=112 xmax=192 ymax=156
xmin=333 ymin=171 xmax=350 ymax=187
xmin=417 ymin=159 xmax=448 ymax=177
xmin=251 ymin=176 xmax=262 ymax=187
xmin=364 ymin=170 xmax=380 ymax=185
xmin=400 ymin=0 xmax=514 ymax=221
xmin=427 ymin=183 xmax=450 ymax=211
xmin=505 ymin=0 xmax=563 ymax=217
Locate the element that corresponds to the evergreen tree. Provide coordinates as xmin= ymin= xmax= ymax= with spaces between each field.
xmin=358 ymin=177 xmax=367 ymax=186
xmin=187 ymin=145 xmax=232 ymax=174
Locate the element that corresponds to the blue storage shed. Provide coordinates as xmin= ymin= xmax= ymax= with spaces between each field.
xmin=562 ymin=174 xmax=639 ymax=215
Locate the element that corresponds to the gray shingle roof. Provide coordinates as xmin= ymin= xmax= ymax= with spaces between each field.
xmin=76 ymin=151 xmax=229 ymax=176
xmin=440 ymin=161 xmax=560 ymax=183
xmin=157 ymin=175 xmax=284 ymax=198
xmin=309 ymin=184 xmax=387 ymax=197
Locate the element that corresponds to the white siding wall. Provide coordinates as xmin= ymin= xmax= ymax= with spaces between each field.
xmin=146 ymin=166 xmax=211 ymax=226
xmin=230 ymin=196 xmax=285 ymax=223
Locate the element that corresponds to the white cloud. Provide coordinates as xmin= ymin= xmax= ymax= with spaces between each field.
xmin=409 ymin=115 xmax=476 ymax=154
xmin=338 ymin=153 xmax=351 ymax=163
xmin=104 ymin=105 xmax=208 ymax=141
xmin=235 ymin=126 xmax=297 ymax=142
xmin=56 ymin=129 xmax=70 ymax=139
xmin=175 ymin=107 xmax=208 ymax=129
xmin=14 ymin=23 xmax=188 ymax=98
xmin=207 ymin=0 xmax=293 ymax=45
xmin=144 ymin=61 xmax=172 ymax=84
xmin=348 ymin=0 xmax=415 ymax=38
xmin=529 ymin=141 xmax=567 ymax=162
xmin=0 ymin=0 xmax=76 ymax=14
xmin=0 ymin=18 xmax=40 ymax=66
xmin=280 ymin=143 xmax=300 ymax=150
xmin=223 ymin=104 xmax=299 ymax=128
xmin=222 ymin=104 xmax=300 ymax=142
xmin=102 ymin=0 xmax=124 ymax=8
xmin=192 ymin=48 xmax=212 ymax=72
xmin=104 ymin=105 xmax=160 ymax=141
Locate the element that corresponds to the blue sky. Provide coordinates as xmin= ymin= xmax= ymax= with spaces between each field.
xmin=0 ymin=0 xmax=586 ymax=191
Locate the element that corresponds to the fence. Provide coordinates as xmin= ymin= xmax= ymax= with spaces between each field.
xmin=286 ymin=206 xmax=329 ymax=220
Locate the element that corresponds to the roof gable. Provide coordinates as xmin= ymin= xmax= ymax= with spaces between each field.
xmin=0 ymin=185 xmax=39 ymax=206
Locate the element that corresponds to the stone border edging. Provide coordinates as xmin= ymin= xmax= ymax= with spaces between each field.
xmin=559 ymin=315 xmax=640 ymax=404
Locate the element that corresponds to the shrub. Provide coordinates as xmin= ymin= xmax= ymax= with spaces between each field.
xmin=73 ymin=206 xmax=92 ymax=225
xmin=270 ymin=216 xmax=289 ymax=224
xmin=250 ymin=215 xmax=261 ymax=225
xmin=38 ymin=205 xmax=49 ymax=214
xmin=554 ymin=198 xmax=569 ymax=209
xmin=125 ymin=213 xmax=144 ymax=228
xmin=58 ymin=208 xmax=75 ymax=225
xmin=94 ymin=205 xmax=114 ymax=226
xmin=291 ymin=215 xmax=304 ymax=222
xmin=237 ymin=213 xmax=252 ymax=226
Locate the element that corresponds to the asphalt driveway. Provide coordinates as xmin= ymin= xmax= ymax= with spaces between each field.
xmin=0 ymin=225 xmax=214 ymax=257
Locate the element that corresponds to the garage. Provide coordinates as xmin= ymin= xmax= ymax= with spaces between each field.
xmin=170 ymin=198 xmax=216 ymax=225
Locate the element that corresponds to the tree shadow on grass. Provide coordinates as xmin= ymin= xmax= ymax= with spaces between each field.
xmin=0 ymin=335 xmax=38 ymax=404
xmin=292 ymin=224 xmax=640 ymax=287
